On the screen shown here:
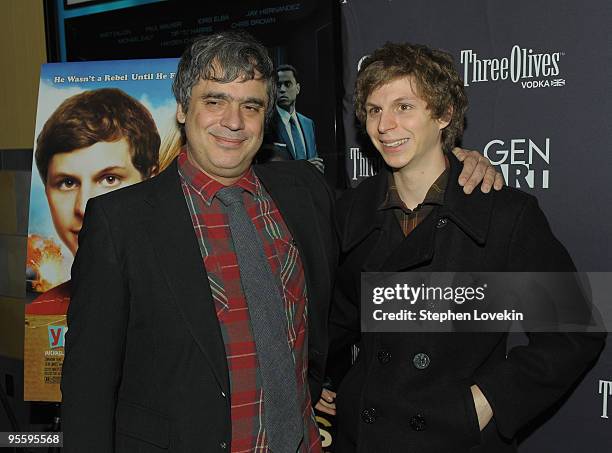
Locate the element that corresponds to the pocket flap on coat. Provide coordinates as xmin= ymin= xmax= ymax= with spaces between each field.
xmin=116 ymin=400 xmax=170 ymax=448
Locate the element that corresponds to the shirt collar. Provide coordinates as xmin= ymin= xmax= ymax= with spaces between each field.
xmin=276 ymin=105 xmax=297 ymax=125
xmin=378 ymin=154 xmax=450 ymax=213
xmin=177 ymin=148 xmax=260 ymax=205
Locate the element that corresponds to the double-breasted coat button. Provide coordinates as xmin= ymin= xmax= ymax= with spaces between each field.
xmin=436 ymin=217 xmax=448 ymax=228
xmin=413 ymin=352 xmax=431 ymax=369
xmin=377 ymin=350 xmax=391 ymax=364
xmin=361 ymin=407 xmax=378 ymax=424
xmin=220 ymin=441 xmax=227 ymax=449
xmin=409 ymin=414 xmax=427 ymax=431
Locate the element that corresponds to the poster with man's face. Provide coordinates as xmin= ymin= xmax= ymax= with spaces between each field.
xmin=25 ymin=58 xmax=179 ymax=401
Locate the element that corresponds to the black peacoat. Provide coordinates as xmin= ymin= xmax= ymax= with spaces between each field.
xmin=328 ymin=156 xmax=605 ymax=453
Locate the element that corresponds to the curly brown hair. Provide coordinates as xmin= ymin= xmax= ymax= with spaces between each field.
xmin=36 ymin=88 xmax=160 ymax=183
xmin=354 ymin=42 xmax=467 ymax=152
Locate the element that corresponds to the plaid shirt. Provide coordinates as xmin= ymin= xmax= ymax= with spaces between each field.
xmin=178 ymin=151 xmax=321 ymax=453
xmin=379 ymin=157 xmax=449 ymax=236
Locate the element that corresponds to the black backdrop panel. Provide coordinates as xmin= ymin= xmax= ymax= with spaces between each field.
xmin=340 ymin=1 xmax=612 ymax=451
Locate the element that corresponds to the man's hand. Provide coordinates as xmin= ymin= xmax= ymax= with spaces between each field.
xmin=307 ymin=157 xmax=325 ymax=173
xmin=315 ymin=388 xmax=336 ymax=416
xmin=470 ymin=384 xmax=493 ymax=431
xmin=452 ymin=147 xmax=504 ymax=194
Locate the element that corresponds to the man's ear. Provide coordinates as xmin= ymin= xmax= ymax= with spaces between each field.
xmin=295 ymin=82 xmax=301 ymax=95
xmin=438 ymin=106 xmax=452 ymax=130
xmin=176 ymin=104 xmax=186 ymax=124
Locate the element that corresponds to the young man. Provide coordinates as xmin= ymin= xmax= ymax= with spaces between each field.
xmin=60 ymin=32 xmax=500 ymax=452
xmin=26 ymin=88 xmax=160 ymax=314
xmin=322 ymin=42 xmax=605 ymax=452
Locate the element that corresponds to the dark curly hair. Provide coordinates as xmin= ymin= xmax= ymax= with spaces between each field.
xmin=172 ymin=30 xmax=276 ymax=125
xmin=354 ymin=42 xmax=467 ymax=152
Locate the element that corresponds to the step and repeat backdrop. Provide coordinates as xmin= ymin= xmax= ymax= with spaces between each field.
xmin=340 ymin=1 xmax=611 ymax=451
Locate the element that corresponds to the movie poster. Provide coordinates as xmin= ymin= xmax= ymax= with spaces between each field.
xmin=24 ymin=58 xmax=180 ymax=401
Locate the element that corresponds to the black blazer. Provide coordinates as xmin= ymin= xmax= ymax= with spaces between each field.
xmin=328 ymin=157 xmax=605 ymax=453
xmin=61 ymin=159 xmax=338 ymax=452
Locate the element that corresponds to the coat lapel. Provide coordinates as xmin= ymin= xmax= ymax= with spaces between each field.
xmin=438 ymin=156 xmax=493 ymax=246
xmin=378 ymin=210 xmax=438 ymax=271
xmin=352 ymin=157 xmax=494 ymax=272
xmin=143 ymin=161 xmax=229 ymax=393
xmin=297 ymin=114 xmax=315 ymax=159
xmin=340 ymin=170 xmax=387 ymax=254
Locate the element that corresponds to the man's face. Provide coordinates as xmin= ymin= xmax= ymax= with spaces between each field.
xmin=45 ymin=138 xmax=144 ymax=255
xmin=176 ymin=75 xmax=268 ymax=185
xmin=276 ymin=70 xmax=300 ymax=112
xmin=365 ymin=76 xmax=449 ymax=171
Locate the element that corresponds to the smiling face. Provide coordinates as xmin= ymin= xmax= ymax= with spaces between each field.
xmin=45 ymin=138 xmax=144 ymax=255
xmin=176 ymin=76 xmax=268 ymax=185
xmin=365 ymin=76 xmax=449 ymax=173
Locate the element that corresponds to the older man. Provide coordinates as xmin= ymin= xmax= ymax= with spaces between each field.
xmin=61 ymin=30 xmax=338 ymax=453
xmin=61 ymin=31 xmax=500 ymax=452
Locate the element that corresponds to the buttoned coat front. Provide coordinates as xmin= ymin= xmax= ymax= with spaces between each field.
xmin=328 ymin=157 xmax=605 ymax=453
